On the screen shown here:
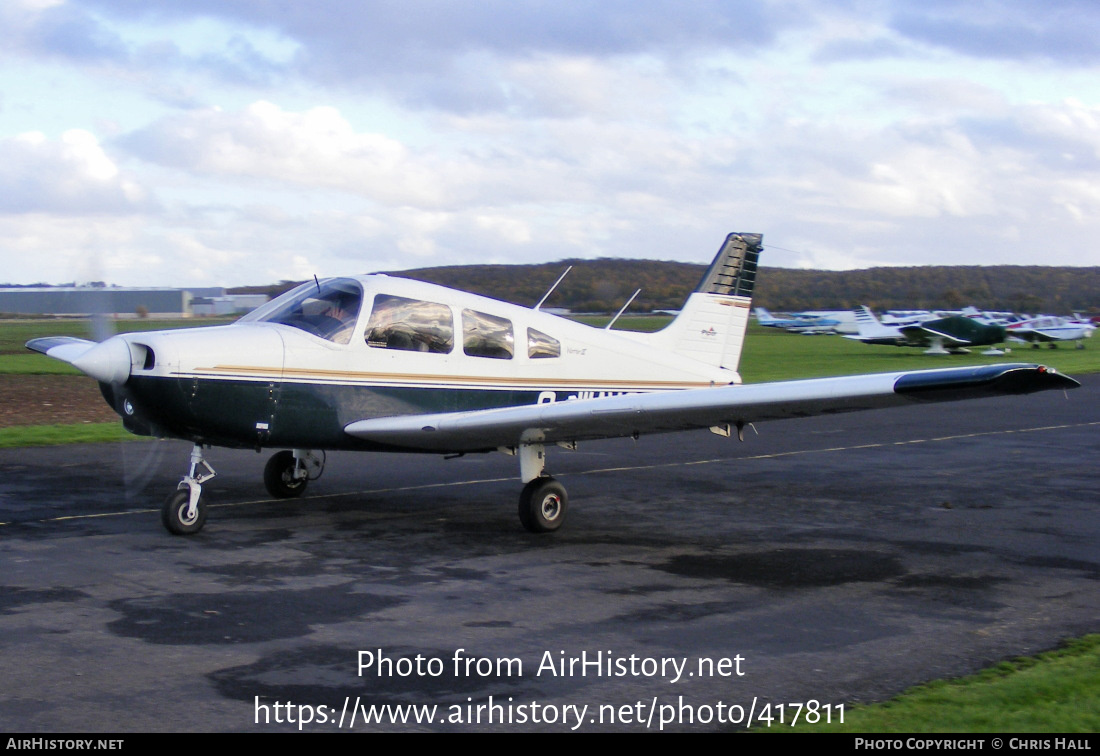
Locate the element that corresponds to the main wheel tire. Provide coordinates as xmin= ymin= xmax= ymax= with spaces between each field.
xmin=162 ymin=489 xmax=207 ymax=535
xmin=264 ymin=450 xmax=308 ymax=498
xmin=518 ymin=478 xmax=568 ymax=533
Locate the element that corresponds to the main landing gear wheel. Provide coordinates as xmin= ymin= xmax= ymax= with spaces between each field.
xmin=162 ymin=489 xmax=207 ymax=535
xmin=264 ymin=450 xmax=309 ymax=498
xmin=518 ymin=477 xmax=568 ymax=533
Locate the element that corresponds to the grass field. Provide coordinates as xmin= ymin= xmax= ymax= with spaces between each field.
xmin=781 ymin=635 xmax=1099 ymax=733
xmin=0 ymin=421 xmax=133 ymax=448
xmin=2 ymin=315 xmax=1097 ymax=732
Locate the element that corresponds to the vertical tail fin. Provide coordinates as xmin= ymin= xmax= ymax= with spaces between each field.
xmin=852 ymin=305 xmax=895 ymax=338
xmin=853 ymin=305 xmax=878 ymax=330
xmin=644 ymin=233 xmax=762 ymax=376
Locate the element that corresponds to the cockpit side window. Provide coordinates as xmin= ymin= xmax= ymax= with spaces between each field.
xmin=366 ymin=295 xmax=454 ymax=353
xmin=463 ymin=310 xmax=514 ymax=359
xmin=527 ymin=328 xmax=560 ymax=359
xmin=244 ymin=278 xmax=363 ymax=344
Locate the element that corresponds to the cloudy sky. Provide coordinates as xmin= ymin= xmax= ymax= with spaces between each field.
xmin=2 ymin=0 xmax=1099 ymax=287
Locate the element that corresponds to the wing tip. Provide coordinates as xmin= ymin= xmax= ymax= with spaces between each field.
xmin=894 ymin=363 xmax=1079 ymax=398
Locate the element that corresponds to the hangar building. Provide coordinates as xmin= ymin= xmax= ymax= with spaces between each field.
xmin=0 ymin=287 xmax=266 ymax=318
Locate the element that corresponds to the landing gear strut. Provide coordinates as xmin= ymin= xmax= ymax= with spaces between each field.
xmin=161 ymin=444 xmax=215 ymax=535
xmin=514 ymin=442 xmax=569 ymax=533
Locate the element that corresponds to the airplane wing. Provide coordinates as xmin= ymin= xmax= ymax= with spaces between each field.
xmin=916 ymin=323 xmax=972 ymax=345
xmin=895 ymin=321 xmax=968 ymax=346
xmin=1012 ymin=328 xmax=1054 ymax=342
xmin=345 ymin=363 xmax=1077 ymax=453
xmin=1029 ymin=327 xmax=1089 ymax=342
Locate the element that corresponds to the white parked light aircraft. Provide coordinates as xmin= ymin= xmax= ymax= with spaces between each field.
xmin=1006 ymin=316 xmax=1095 ymax=349
xmin=27 ymin=234 xmax=1078 ymax=536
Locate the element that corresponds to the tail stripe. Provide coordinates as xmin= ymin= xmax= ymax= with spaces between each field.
xmin=695 ymin=233 xmax=762 ymax=298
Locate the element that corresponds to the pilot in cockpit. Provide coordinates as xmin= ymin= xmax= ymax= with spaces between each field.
xmin=318 ymin=290 xmax=360 ymax=344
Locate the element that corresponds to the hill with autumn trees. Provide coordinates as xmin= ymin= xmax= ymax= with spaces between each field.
xmin=232 ymin=260 xmax=1100 ymax=315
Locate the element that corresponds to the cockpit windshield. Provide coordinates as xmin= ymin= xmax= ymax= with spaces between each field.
xmin=240 ymin=278 xmax=363 ymax=344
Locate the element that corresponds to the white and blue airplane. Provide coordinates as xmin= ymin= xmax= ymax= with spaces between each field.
xmin=754 ymin=307 xmax=840 ymax=333
xmin=27 ymin=234 xmax=1078 ymax=536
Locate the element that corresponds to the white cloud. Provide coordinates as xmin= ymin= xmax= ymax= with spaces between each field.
xmin=0 ymin=215 xmax=159 ymax=284
xmin=122 ymin=102 xmax=480 ymax=207
xmin=0 ymin=129 xmax=151 ymax=213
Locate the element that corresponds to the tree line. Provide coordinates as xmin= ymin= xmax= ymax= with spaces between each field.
xmin=230 ymin=260 xmax=1100 ymax=315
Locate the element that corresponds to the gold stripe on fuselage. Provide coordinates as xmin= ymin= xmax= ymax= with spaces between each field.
xmin=186 ymin=365 xmax=721 ymax=391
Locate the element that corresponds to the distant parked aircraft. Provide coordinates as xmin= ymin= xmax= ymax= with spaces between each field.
xmin=754 ymin=308 xmax=839 ymax=334
xmin=1007 ymin=316 xmax=1095 ymax=349
xmin=846 ymin=306 xmax=1007 ymax=355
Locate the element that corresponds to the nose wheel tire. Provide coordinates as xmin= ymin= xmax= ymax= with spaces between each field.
xmin=518 ymin=477 xmax=568 ymax=533
xmin=264 ymin=450 xmax=308 ymax=498
xmin=162 ymin=489 xmax=207 ymax=535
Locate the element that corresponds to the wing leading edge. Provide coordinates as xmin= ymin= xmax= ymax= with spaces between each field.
xmin=345 ymin=363 xmax=1078 ymax=453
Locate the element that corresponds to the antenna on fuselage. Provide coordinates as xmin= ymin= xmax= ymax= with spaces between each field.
xmin=313 ymin=274 xmax=321 ymax=294
xmin=534 ymin=266 xmax=572 ymax=311
xmin=605 ymin=289 xmax=642 ymax=330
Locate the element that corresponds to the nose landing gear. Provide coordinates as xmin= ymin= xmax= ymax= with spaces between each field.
xmin=161 ymin=444 xmax=215 ymax=535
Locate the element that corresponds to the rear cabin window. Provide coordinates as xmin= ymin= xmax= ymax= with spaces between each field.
xmin=527 ymin=328 xmax=560 ymax=359
xmin=365 ymin=295 xmax=453 ymax=353
xmin=462 ymin=309 xmax=514 ymax=359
